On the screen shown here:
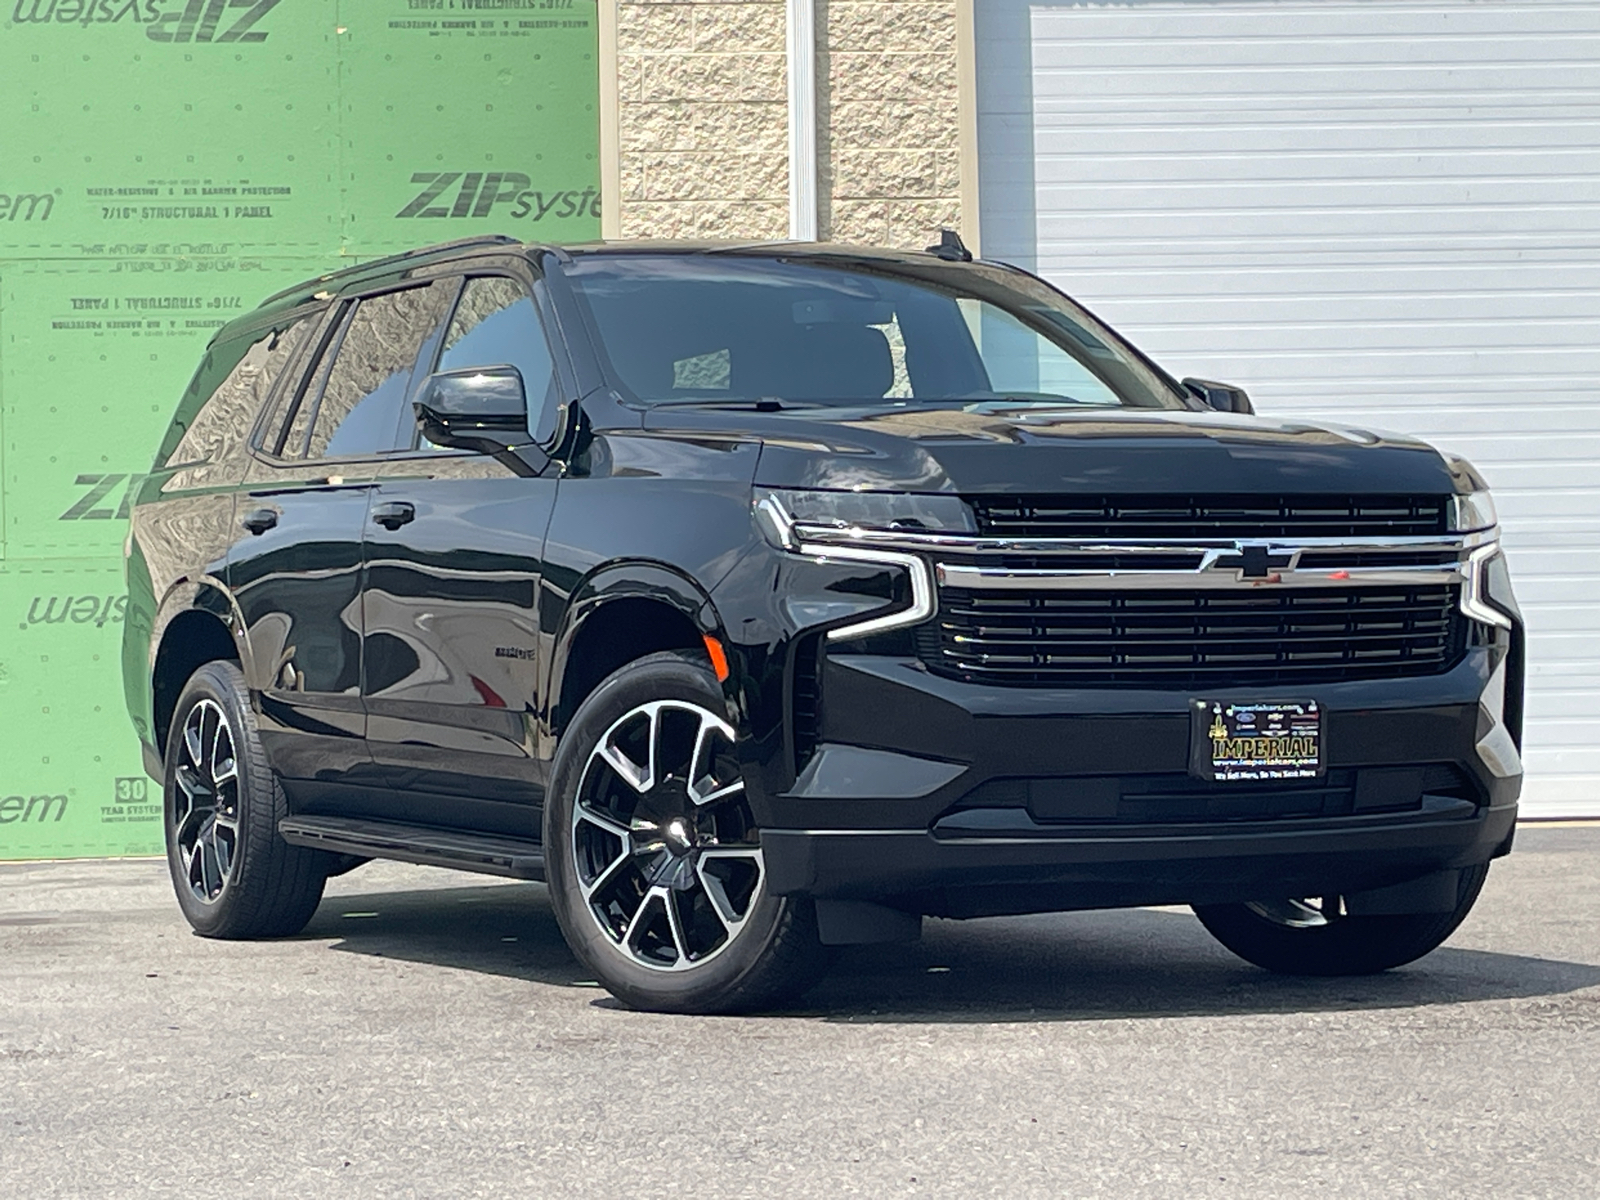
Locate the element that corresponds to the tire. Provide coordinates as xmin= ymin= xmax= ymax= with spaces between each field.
xmin=1192 ymin=863 xmax=1490 ymax=976
xmin=162 ymin=660 xmax=329 ymax=939
xmin=544 ymin=651 xmax=833 ymax=1014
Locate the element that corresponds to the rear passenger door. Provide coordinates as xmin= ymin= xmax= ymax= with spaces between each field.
xmin=229 ymin=281 xmax=453 ymax=786
xmin=361 ymin=272 xmax=565 ymax=834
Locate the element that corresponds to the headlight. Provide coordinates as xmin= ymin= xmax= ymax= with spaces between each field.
xmin=755 ymin=488 xmax=975 ymax=548
xmin=1442 ymin=452 xmax=1498 ymax=534
xmin=1440 ymin=457 xmax=1512 ymax=628
xmin=1449 ymin=490 xmax=1498 ymax=534
xmin=754 ymin=489 xmax=948 ymax=640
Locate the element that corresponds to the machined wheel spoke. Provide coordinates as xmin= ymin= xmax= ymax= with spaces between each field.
xmin=622 ymin=887 xmax=665 ymax=954
xmin=696 ymin=849 xmax=762 ymax=931
xmin=173 ymin=764 xmax=205 ymax=803
xmin=196 ymin=822 xmax=223 ymax=898
xmin=175 ymin=802 xmax=209 ymax=847
xmin=662 ymin=889 xmax=690 ymax=966
xmin=183 ymin=722 xmax=205 ymax=773
xmin=575 ymin=804 xmax=631 ymax=844
xmin=686 ymin=711 xmax=739 ymax=805
xmin=690 ymin=778 xmax=742 ymax=807
xmin=598 ymin=737 xmax=652 ymax=794
xmin=209 ymin=721 xmax=232 ymax=783
xmin=578 ymin=844 xmax=633 ymax=903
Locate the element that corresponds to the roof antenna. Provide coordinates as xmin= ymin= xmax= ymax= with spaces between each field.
xmin=925 ymin=229 xmax=973 ymax=262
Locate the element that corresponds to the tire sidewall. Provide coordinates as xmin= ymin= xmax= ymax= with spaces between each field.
xmin=1194 ymin=863 xmax=1491 ymax=976
xmin=162 ymin=660 xmax=275 ymax=937
xmin=543 ymin=652 xmax=801 ymax=1012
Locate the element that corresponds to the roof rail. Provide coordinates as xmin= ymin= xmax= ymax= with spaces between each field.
xmin=259 ymin=234 xmax=523 ymax=306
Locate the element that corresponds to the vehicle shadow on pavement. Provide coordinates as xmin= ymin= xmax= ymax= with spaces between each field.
xmin=306 ymin=879 xmax=1600 ymax=1023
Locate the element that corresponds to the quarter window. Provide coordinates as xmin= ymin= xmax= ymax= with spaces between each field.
xmin=161 ymin=315 xmax=315 ymax=469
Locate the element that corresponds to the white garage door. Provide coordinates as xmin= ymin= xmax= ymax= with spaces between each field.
xmin=976 ymin=0 xmax=1600 ymax=818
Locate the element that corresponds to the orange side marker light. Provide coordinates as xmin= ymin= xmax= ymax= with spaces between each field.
xmin=703 ymin=634 xmax=731 ymax=682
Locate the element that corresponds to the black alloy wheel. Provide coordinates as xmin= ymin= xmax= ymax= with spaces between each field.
xmin=171 ymin=697 xmax=242 ymax=904
xmin=163 ymin=660 xmax=330 ymax=939
xmin=572 ymin=697 xmax=765 ymax=972
xmin=545 ymin=651 xmax=832 ymax=1013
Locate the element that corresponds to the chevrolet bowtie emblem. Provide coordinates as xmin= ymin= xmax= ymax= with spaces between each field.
xmin=1201 ymin=541 xmax=1304 ymax=580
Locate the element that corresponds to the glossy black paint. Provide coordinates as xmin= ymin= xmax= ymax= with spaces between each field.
xmin=360 ymin=453 xmax=558 ymax=828
xmin=124 ymin=239 xmax=1522 ymax=919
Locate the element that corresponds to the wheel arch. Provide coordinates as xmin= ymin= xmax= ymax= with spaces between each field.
xmin=547 ymin=561 xmax=726 ymax=739
xmin=149 ymin=580 xmax=246 ymax=759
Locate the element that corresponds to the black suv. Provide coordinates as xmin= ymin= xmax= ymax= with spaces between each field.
xmin=123 ymin=235 xmax=1523 ymax=1013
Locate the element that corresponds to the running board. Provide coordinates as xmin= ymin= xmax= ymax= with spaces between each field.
xmin=278 ymin=815 xmax=545 ymax=881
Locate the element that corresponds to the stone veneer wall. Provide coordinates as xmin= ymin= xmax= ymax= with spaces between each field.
xmin=612 ymin=0 xmax=963 ymax=247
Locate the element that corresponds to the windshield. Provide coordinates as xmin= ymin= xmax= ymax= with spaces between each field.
xmin=563 ymin=254 xmax=1192 ymax=410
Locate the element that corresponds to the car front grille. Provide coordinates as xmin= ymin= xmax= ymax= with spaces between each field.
xmin=917 ymin=584 xmax=1465 ymax=687
xmin=968 ymin=494 xmax=1449 ymax=540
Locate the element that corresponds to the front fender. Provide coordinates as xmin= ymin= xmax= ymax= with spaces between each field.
xmin=542 ymin=559 xmax=729 ymax=741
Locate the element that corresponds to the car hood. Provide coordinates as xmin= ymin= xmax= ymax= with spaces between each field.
xmin=642 ymin=403 xmax=1463 ymax=495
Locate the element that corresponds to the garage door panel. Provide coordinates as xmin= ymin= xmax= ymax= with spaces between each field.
xmin=1103 ymin=289 xmax=1598 ymax=324
xmin=1028 ymin=120 xmax=1600 ymax=158
xmin=1125 ymin=323 xmax=1599 ymax=358
xmin=1135 ymin=348 xmax=1597 ymax=381
xmin=1035 ymin=207 xmax=1596 ymax=245
xmin=1047 ymin=239 xmax=1590 ymax=267
xmin=1027 ymin=2 xmax=1600 ymax=41
xmin=1032 ymin=150 xmax=1600 ymax=187
xmin=1030 ymin=66 xmax=1598 ymax=103
xmin=979 ymin=0 xmax=1600 ymax=815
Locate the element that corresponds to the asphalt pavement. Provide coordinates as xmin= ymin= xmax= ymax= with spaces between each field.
xmin=3 ymin=825 xmax=1597 ymax=1198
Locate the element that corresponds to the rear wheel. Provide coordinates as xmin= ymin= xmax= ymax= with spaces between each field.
xmin=163 ymin=660 xmax=328 ymax=938
xmin=544 ymin=652 xmax=832 ymax=1013
xmin=1193 ymin=864 xmax=1489 ymax=975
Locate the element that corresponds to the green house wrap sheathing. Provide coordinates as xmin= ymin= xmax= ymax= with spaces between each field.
xmin=1 ymin=1 xmax=601 ymax=859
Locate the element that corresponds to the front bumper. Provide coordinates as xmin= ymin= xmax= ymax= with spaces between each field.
xmin=754 ymin=646 xmax=1520 ymax=917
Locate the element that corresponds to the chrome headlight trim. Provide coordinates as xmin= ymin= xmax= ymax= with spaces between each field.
xmin=796 ymin=543 xmax=936 ymax=641
xmin=756 ymin=491 xmax=939 ymax=641
xmin=1461 ymin=543 xmax=1514 ymax=631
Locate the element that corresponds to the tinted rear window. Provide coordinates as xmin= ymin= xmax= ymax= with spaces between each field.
xmin=158 ymin=314 xmax=316 ymax=469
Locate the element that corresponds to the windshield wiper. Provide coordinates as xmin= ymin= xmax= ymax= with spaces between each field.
xmin=953 ymin=391 xmax=1115 ymax=407
xmin=648 ymin=396 xmax=825 ymax=412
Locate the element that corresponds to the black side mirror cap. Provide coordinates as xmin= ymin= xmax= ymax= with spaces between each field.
xmin=414 ymin=366 xmax=529 ymax=453
xmin=1183 ymin=377 xmax=1254 ymax=415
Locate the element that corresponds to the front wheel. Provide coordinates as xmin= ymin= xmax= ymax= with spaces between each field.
xmin=544 ymin=652 xmax=832 ymax=1014
xmin=1193 ymin=863 xmax=1489 ymax=976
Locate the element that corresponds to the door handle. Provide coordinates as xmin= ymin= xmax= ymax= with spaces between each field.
xmin=371 ymin=501 xmax=416 ymax=531
xmin=242 ymin=507 xmax=278 ymax=536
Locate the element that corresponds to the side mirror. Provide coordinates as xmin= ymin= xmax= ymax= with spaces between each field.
xmin=1183 ymin=377 xmax=1254 ymax=415
xmin=414 ymin=366 xmax=529 ymax=453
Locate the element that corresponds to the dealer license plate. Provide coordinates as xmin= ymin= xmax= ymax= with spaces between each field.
xmin=1191 ymin=700 xmax=1323 ymax=782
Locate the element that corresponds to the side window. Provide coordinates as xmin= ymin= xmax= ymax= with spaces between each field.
xmin=275 ymin=306 xmax=348 ymax=459
xmin=160 ymin=314 xmax=315 ymax=469
xmin=300 ymin=283 xmax=451 ymax=461
xmin=434 ymin=276 xmax=560 ymax=445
